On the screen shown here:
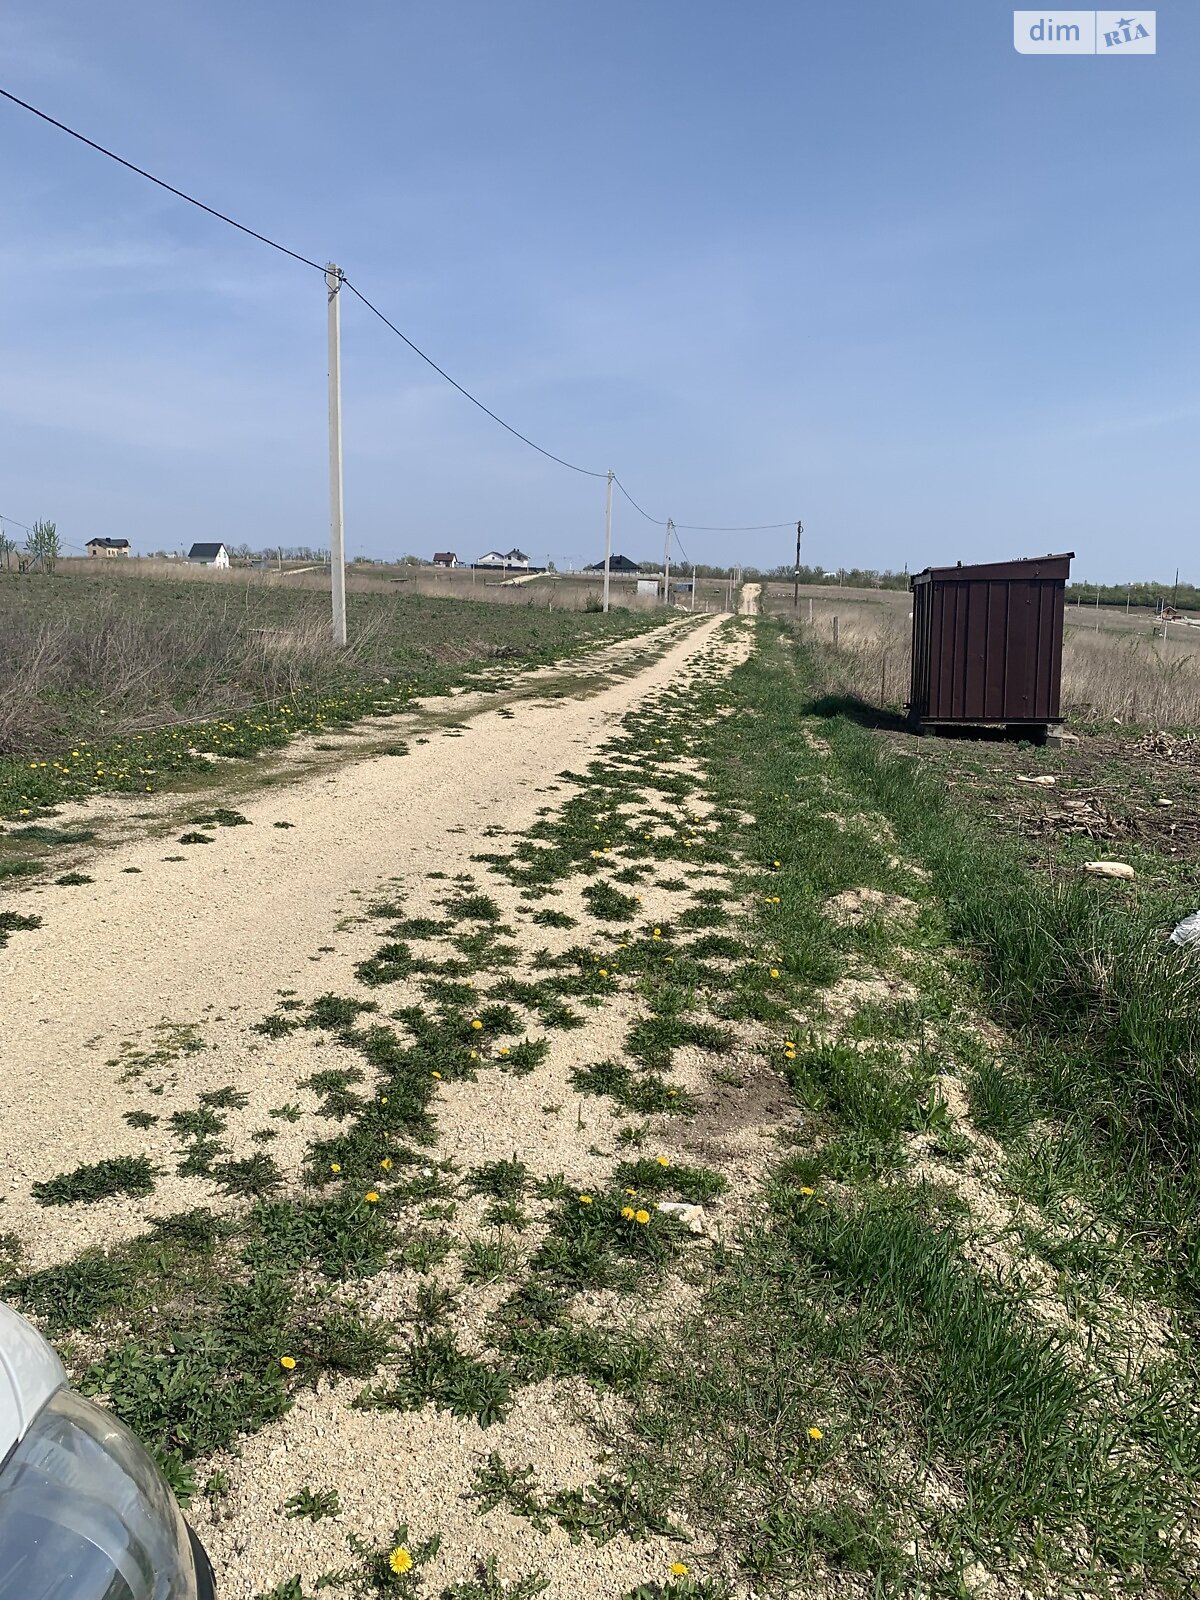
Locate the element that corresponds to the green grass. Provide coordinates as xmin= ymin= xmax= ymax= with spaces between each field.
xmin=357 ymin=1332 xmax=512 ymax=1427
xmin=32 ymin=1154 xmax=157 ymax=1207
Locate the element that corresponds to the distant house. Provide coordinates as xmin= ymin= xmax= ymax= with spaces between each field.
xmin=475 ymin=548 xmax=530 ymax=571
xmin=85 ymin=537 xmax=130 ymax=559
xmin=187 ymin=542 xmax=231 ymax=569
xmin=585 ymin=553 xmax=640 ymax=574
xmin=432 ymin=551 xmax=458 ymax=568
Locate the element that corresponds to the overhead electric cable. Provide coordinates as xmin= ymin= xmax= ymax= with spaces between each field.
xmin=0 ymin=88 xmax=326 ymax=272
xmin=611 ymin=475 xmax=664 ymax=524
xmin=341 ymin=279 xmax=607 ymax=479
xmin=0 ymin=84 xmax=795 ymax=531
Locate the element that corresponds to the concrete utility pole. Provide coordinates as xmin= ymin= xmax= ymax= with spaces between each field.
xmin=793 ymin=519 xmax=803 ymax=610
xmin=663 ymin=518 xmax=673 ymax=605
xmin=326 ymin=262 xmax=347 ymax=648
xmin=602 ymin=470 xmax=613 ymax=613
xmin=690 ymin=563 xmax=697 ymax=611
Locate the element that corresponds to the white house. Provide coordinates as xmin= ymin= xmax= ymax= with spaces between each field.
xmin=475 ymin=547 xmax=530 ymax=571
xmin=187 ymin=542 xmax=231 ymax=569
xmin=432 ymin=551 xmax=458 ymax=568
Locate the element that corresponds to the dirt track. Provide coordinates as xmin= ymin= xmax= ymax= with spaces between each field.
xmin=0 ymin=616 xmax=726 ymax=1268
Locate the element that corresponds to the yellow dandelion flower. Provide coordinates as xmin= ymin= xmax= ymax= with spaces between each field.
xmin=469 ymin=1049 xmax=478 ymax=1060
xmin=625 ymin=1187 xmax=637 ymax=1196
xmin=578 ymin=1194 xmax=593 ymax=1205
xmin=380 ymin=1157 xmax=393 ymax=1170
xmin=621 ymin=1206 xmax=636 ymax=1220
xmin=670 ymin=1563 xmax=689 ymax=1577
xmin=471 ymin=1019 xmax=483 ymax=1030
xmin=808 ymin=1426 xmax=823 ymax=1441
xmin=770 ymin=968 xmax=780 ymax=979
xmin=652 ymin=928 xmax=662 ymax=939
xmin=656 ymin=1156 xmax=669 ymax=1167
xmin=799 ymin=1186 xmax=815 ymax=1196
xmin=598 ymin=969 xmax=608 ymax=978
xmin=431 ymin=1070 xmax=442 ymax=1080
xmin=388 ymin=1546 xmax=413 ymax=1575
xmin=773 ymin=859 xmax=781 ymax=868
xmin=330 ymin=1163 xmax=342 ymax=1174
xmin=365 ymin=1191 xmax=380 ymax=1204
xmin=635 ymin=1209 xmax=651 ymax=1225
xmin=279 ymin=1355 xmax=296 ymax=1371
xmin=380 ymin=1096 xmax=388 ymax=1105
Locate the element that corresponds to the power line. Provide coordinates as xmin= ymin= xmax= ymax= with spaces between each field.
xmin=611 ymin=475 xmax=664 ymax=524
xmin=342 ymin=279 xmax=607 ymax=480
xmin=0 ymin=87 xmax=326 ymax=273
xmin=676 ymin=519 xmax=796 ymax=531
xmin=0 ymin=512 xmax=33 ymax=532
xmin=0 ymin=83 xmax=796 ymax=534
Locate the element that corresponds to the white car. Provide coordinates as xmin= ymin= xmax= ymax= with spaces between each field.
xmin=0 ymin=1301 xmax=215 ymax=1599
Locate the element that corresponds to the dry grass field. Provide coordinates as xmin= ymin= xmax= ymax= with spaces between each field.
xmin=760 ymin=579 xmax=1200 ymax=726
xmin=56 ymin=556 xmax=744 ymax=616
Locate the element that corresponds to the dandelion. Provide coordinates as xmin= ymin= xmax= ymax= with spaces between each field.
xmin=652 ymin=927 xmax=662 ymax=939
xmin=471 ymin=1019 xmax=483 ymax=1031
xmin=772 ymin=859 xmax=781 ymax=868
xmin=469 ymin=1049 xmax=478 ymax=1060
xmin=656 ymin=1156 xmax=669 ymax=1168
xmin=330 ymin=1163 xmax=342 ymax=1174
xmin=578 ymin=1194 xmax=593 ymax=1205
xmin=388 ymin=1546 xmax=414 ymax=1575
xmin=598 ymin=968 xmax=608 ymax=978
xmin=498 ymin=1046 xmax=510 ymax=1058
xmin=431 ymin=1070 xmax=442 ymax=1080
xmin=380 ymin=1157 xmax=393 ymax=1170
xmin=365 ymin=1191 xmax=380 ymax=1204
xmin=799 ymin=1186 xmax=815 ymax=1196
xmin=808 ymin=1426 xmax=823 ymax=1441
xmin=624 ymin=1186 xmax=637 ymax=1196
xmin=621 ymin=1206 xmax=636 ymax=1220
xmin=380 ymin=1097 xmax=388 ymax=1105
xmin=770 ymin=968 xmax=780 ymax=979
xmin=279 ymin=1356 xmax=296 ymax=1371
xmin=670 ymin=1563 xmax=689 ymax=1577
xmin=635 ymin=1209 xmax=651 ymax=1225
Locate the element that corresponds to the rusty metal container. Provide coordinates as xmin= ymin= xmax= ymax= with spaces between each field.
xmin=909 ymin=553 xmax=1074 ymax=737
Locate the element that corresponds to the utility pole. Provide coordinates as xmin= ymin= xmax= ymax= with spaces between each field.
xmin=326 ymin=262 xmax=347 ymax=648
xmin=690 ymin=563 xmax=696 ymax=611
xmin=602 ymin=469 xmax=613 ymax=613
xmin=793 ymin=519 xmax=803 ymax=610
xmin=663 ymin=518 xmax=673 ymax=606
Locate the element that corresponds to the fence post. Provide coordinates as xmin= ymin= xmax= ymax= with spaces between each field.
xmin=832 ymin=616 xmax=840 ymax=649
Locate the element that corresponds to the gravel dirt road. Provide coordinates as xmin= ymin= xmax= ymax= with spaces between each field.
xmin=0 ymin=616 xmax=727 ymax=1269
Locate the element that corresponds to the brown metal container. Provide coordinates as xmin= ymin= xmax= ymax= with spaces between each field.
xmin=909 ymin=553 xmax=1074 ymax=733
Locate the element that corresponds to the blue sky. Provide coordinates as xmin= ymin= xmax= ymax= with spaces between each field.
xmin=0 ymin=2 xmax=1194 ymax=581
